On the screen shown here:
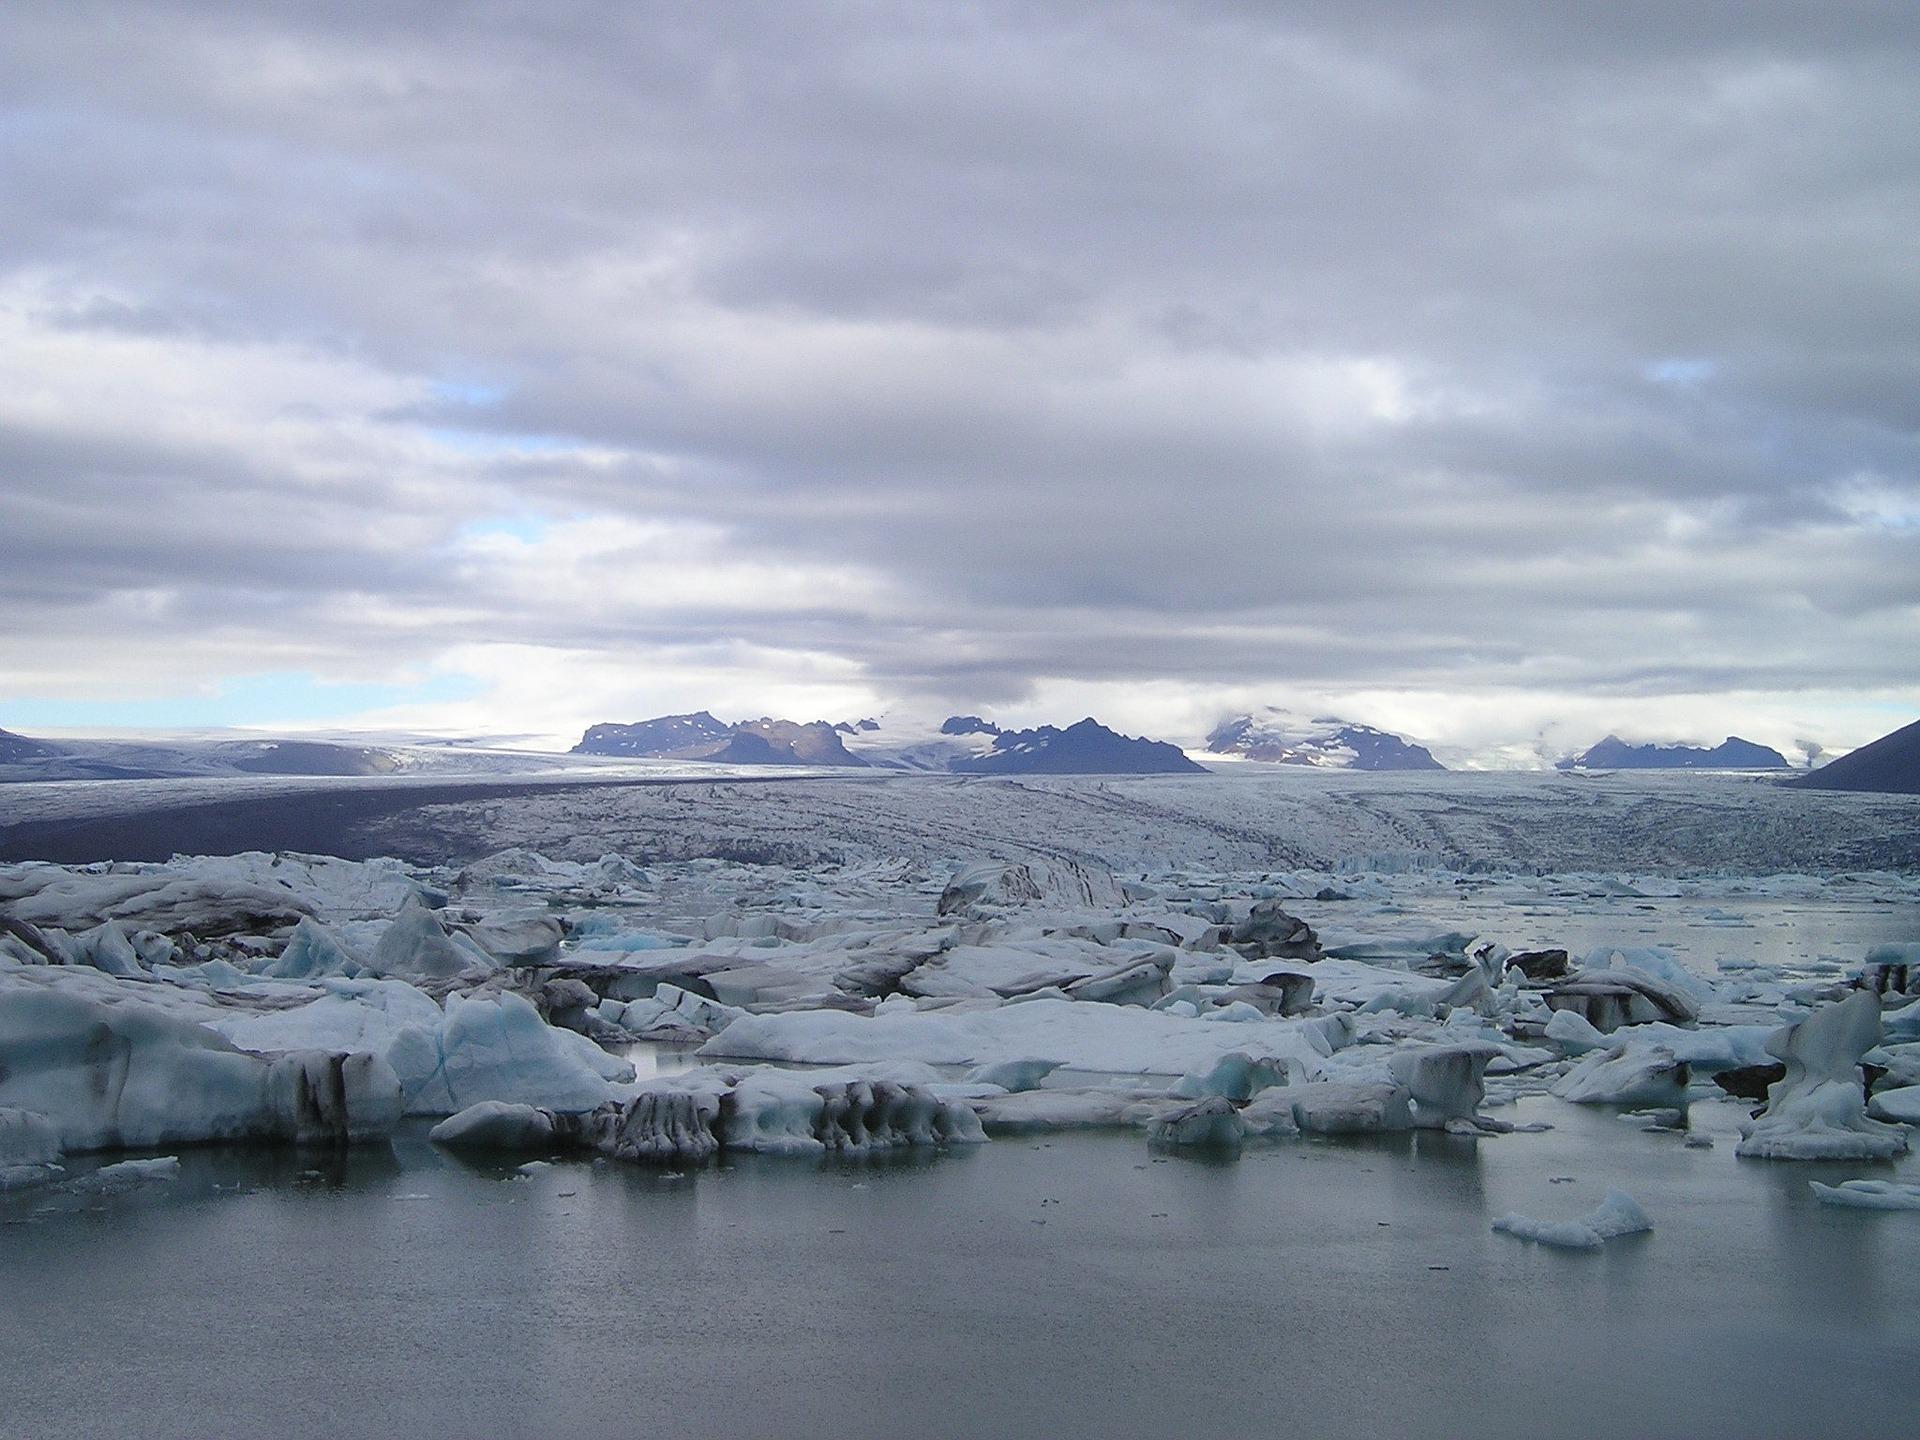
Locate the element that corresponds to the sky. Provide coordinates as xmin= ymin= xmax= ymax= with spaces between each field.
xmin=2 ymin=2 xmax=1917 ymax=766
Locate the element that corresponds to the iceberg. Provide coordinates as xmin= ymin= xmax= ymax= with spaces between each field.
xmin=427 ymin=1100 xmax=563 ymax=1151
xmin=1493 ymin=1188 xmax=1653 ymax=1249
xmin=1736 ymin=991 xmax=1910 ymax=1160
xmin=1388 ymin=1045 xmax=1499 ymax=1131
xmin=430 ymin=1065 xmax=986 ymax=1163
xmin=1867 ymin=1085 xmax=1920 ymax=1126
xmin=1807 ymin=1179 xmax=1920 ymax=1211
xmin=700 ymin=997 xmax=1344 ymax=1078
xmin=965 ymin=1057 xmax=1064 ymax=1092
xmin=936 ymin=858 xmax=1123 ymax=915
xmin=970 ymin=1088 xmax=1153 ymax=1133
xmin=1149 ymin=1096 xmax=1247 ymax=1148
xmin=1554 ymin=1045 xmax=1691 ymax=1107
xmin=261 ymin=918 xmax=363 ymax=980
xmin=0 ymin=987 xmax=400 ymax=1151
xmin=70 ymin=1155 xmax=182 ymax=1193
xmin=1277 ymin=1080 xmax=1413 ymax=1135
xmin=368 ymin=895 xmax=489 ymax=981
xmin=1170 ymin=1050 xmax=1294 ymax=1102
xmin=390 ymin=992 xmax=631 ymax=1116
xmin=1545 ymin=967 xmax=1699 ymax=1032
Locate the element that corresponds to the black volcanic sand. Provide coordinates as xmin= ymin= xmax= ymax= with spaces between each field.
xmin=0 ymin=774 xmax=841 ymax=866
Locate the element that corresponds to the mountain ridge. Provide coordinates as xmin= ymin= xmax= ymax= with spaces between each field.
xmin=1791 ymin=717 xmax=1920 ymax=795
xmin=1556 ymin=735 xmax=1789 ymax=771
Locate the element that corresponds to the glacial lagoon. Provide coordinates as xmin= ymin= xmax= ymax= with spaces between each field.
xmin=5 ymin=1096 xmax=1916 ymax=1440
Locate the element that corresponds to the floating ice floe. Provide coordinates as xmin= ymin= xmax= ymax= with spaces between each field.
xmin=1807 ymin=1179 xmax=1920 ymax=1211
xmin=1867 ymin=1085 xmax=1920 ymax=1126
xmin=70 ymin=1155 xmax=182 ymax=1193
xmin=388 ymin=992 xmax=632 ymax=1115
xmin=1254 ymin=1080 xmax=1413 ymax=1136
xmin=1492 ymin=1188 xmax=1653 ymax=1249
xmin=1170 ymin=1050 xmax=1296 ymax=1102
xmin=0 ymin=852 xmax=432 ymax=936
xmin=971 ymin=1088 xmax=1159 ymax=1133
xmin=966 ymin=1057 xmax=1064 ymax=1092
xmin=1736 ymin=991 xmax=1910 ymax=1161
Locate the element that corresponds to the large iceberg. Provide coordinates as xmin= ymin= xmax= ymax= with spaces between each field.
xmin=1388 ymin=1045 xmax=1500 ymax=1131
xmin=429 ymin=1064 xmax=985 ymax=1163
xmin=388 ymin=992 xmax=631 ymax=1115
xmin=0 ymin=987 xmax=401 ymax=1151
xmin=1736 ymin=991 xmax=1910 ymax=1160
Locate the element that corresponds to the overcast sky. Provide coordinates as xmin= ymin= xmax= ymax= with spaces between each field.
xmin=2 ymin=2 xmax=1916 ymax=763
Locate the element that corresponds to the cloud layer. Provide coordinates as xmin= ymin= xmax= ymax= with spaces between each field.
xmin=3 ymin=2 xmax=1916 ymax=760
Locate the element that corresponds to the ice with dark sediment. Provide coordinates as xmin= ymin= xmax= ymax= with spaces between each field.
xmin=1737 ymin=990 xmax=1910 ymax=1160
xmin=3 ymin=800 xmax=1918 ymax=1226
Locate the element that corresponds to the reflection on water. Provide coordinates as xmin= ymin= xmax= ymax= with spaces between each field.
xmin=3 ymin=1099 xmax=1915 ymax=1440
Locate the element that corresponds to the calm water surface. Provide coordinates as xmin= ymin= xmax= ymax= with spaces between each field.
xmin=3 ymin=1094 xmax=1915 ymax=1440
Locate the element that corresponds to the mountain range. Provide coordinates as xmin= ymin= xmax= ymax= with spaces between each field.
xmin=572 ymin=713 xmax=1201 ymax=774
xmin=948 ymin=718 xmax=1205 ymax=775
xmin=572 ymin=714 xmax=869 ymax=767
xmin=1556 ymin=735 xmax=1790 ymax=771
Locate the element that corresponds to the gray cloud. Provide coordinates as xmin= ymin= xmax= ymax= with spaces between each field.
xmin=1 ymin=2 xmax=1916 ymax=751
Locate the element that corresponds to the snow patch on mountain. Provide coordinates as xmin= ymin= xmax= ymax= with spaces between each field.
xmin=1203 ymin=709 xmax=1444 ymax=771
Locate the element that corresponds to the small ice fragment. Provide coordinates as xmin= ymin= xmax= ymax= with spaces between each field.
xmin=72 ymin=1156 xmax=182 ymax=1193
xmin=1492 ymin=1187 xmax=1653 ymax=1250
xmin=1808 ymin=1179 xmax=1920 ymax=1210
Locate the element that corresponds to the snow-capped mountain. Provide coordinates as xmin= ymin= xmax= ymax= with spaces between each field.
xmin=698 ymin=714 xmax=1198 ymax=771
xmin=951 ymin=718 xmax=1206 ymax=775
xmin=1556 ymin=735 xmax=1789 ymax=771
xmin=835 ymin=714 xmax=1004 ymax=771
xmin=1204 ymin=710 xmax=1445 ymax=771
xmin=572 ymin=714 xmax=869 ymax=767
xmin=573 ymin=711 xmax=733 ymax=757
